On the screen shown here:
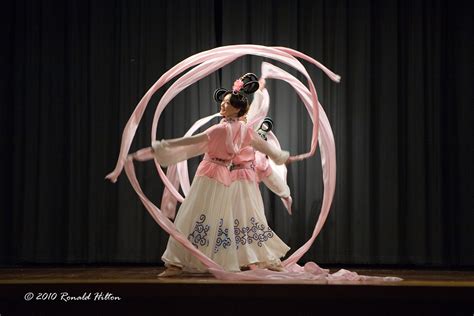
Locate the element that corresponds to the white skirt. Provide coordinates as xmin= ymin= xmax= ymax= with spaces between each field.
xmin=161 ymin=176 xmax=291 ymax=272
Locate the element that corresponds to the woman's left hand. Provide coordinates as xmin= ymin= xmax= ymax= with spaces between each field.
xmin=285 ymin=156 xmax=299 ymax=165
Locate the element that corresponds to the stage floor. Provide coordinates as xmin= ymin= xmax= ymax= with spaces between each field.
xmin=0 ymin=266 xmax=473 ymax=285
xmin=0 ymin=266 xmax=473 ymax=315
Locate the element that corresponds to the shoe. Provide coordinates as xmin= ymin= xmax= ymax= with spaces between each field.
xmin=158 ymin=266 xmax=183 ymax=277
xmin=267 ymin=264 xmax=285 ymax=272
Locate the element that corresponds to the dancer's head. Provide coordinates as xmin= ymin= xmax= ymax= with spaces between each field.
xmin=214 ymin=73 xmax=259 ymax=118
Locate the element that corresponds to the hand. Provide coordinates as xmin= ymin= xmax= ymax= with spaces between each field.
xmin=285 ymin=156 xmax=296 ymax=165
xmin=130 ymin=147 xmax=155 ymax=162
xmin=259 ymin=78 xmax=266 ymax=90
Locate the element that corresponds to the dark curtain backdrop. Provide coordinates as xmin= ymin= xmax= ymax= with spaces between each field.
xmin=1 ymin=0 xmax=472 ymax=267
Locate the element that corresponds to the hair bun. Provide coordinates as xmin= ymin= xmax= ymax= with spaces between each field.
xmin=213 ymin=73 xmax=259 ymax=103
xmin=213 ymin=88 xmax=227 ymax=102
xmin=240 ymin=73 xmax=259 ymax=95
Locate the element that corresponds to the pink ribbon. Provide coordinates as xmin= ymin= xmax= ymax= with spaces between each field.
xmin=107 ymin=45 xmax=345 ymax=280
xmin=260 ymin=62 xmax=336 ymax=267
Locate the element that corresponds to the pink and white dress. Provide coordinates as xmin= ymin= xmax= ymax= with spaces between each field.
xmin=152 ymin=117 xmax=290 ymax=272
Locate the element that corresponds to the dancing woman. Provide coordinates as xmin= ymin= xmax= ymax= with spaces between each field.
xmin=128 ymin=73 xmax=291 ymax=276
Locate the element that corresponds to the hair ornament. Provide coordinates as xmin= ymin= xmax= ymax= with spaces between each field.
xmin=232 ymin=79 xmax=244 ymax=94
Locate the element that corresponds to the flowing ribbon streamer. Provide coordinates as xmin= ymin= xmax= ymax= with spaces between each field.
xmin=260 ymin=62 xmax=336 ymax=267
xmin=107 ymin=45 xmax=347 ymax=279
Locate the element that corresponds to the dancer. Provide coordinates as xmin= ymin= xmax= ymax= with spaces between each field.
xmin=129 ymin=73 xmax=291 ymax=276
xmin=106 ymin=46 xmax=337 ymax=279
xmin=108 ymin=45 xmax=401 ymax=281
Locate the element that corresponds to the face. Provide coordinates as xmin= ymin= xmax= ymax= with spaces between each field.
xmin=220 ymin=94 xmax=239 ymax=118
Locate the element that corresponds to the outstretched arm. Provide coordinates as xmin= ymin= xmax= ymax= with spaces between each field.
xmin=159 ymin=132 xmax=209 ymax=147
xmin=151 ymin=132 xmax=209 ymax=167
xmin=127 ymin=132 xmax=209 ymax=164
xmin=250 ymin=130 xmax=289 ymax=165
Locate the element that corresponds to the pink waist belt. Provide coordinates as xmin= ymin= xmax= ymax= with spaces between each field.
xmin=204 ymin=157 xmax=232 ymax=167
xmin=229 ymin=161 xmax=255 ymax=171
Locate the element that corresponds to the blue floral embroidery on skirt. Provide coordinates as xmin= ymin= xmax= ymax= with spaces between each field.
xmin=187 ymin=214 xmax=210 ymax=248
xmin=187 ymin=214 xmax=275 ymax=252
xmin=234 ymin=217 xmax=274 ymax=249
xmin=213 ymin=218 xmax=232 ymax=253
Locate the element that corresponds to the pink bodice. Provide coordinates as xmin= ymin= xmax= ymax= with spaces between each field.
xmin=195 ymin=119 xmax=258 ymax=186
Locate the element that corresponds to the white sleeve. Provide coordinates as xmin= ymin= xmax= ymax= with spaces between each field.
xmin=246 ymin=90 xmax=263 ymax=120
xmin=261 ymin=171 xmax=290 ymax=198
xmin=250 ymin=131 xmax=289 ymax=165
xmin=152 ymin=132 xmax=209 ymax=167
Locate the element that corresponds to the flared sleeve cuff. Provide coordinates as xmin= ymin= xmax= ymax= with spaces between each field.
xmin=261 ymin=171 xmax=290 ymax=198
xmin=273 ymin=149 xmax=290 ymax=165
xmin=152 ymin=132 xmax=209 ymax=167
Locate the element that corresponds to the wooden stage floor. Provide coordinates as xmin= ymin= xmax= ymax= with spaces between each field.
xmin=0 ymin=265 xmax=473 ymax=315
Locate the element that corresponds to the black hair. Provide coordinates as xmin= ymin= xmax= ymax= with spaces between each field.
xmin=213 ymin=73 xmax=259 ymax=117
